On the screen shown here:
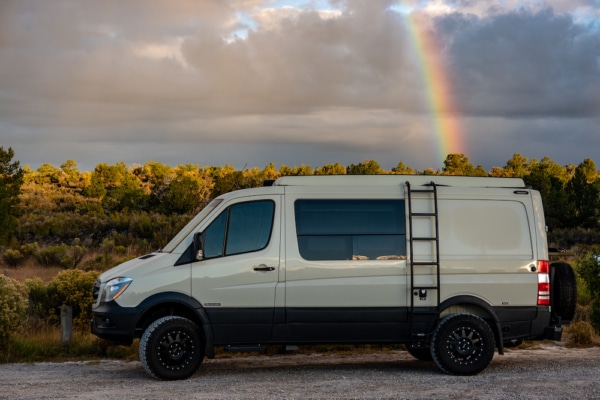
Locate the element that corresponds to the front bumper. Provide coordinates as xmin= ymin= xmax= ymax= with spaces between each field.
xmin=91 ymin=301 xmax=140 ymax=346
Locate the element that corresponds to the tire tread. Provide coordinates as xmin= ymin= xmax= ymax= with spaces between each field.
xmin=431 ymin=313 xmax=495 ymax=376
xmin=551 ymin=262 xmax=577 ymax=321
xmin=139 ymin=316 xmax=203 ymax=381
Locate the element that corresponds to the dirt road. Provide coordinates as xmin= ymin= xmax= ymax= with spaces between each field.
xmin=1 ymin=343 xmax=599 ymax=399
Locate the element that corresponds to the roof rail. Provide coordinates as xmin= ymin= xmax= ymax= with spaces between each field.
xmin=273 ymin=175 xmax=525 ymax=188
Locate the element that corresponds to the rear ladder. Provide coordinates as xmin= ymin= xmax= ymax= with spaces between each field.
xmin=406 ymin=181 xmax=441 ymax=345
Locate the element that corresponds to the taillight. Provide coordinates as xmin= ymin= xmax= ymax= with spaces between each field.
xmin=537 ymin=260 xmax=550 ymax=306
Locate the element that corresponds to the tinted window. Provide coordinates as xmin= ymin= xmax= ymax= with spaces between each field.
xmin=203 ymin=200 xmax=275 ymax=258
xmin=295 ymin=200 xmax=406 ymax=261
xmin=203 ymin=211 xmax=227 ymax=258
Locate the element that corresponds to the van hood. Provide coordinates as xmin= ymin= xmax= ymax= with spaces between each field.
xmin=98 ymin=252 xmax=175 ymax=282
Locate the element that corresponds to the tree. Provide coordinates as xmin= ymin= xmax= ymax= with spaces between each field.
xmin=442 ymin=154 xmax=486 ymax=176
xmin=60 ymin=160 xmax=80 ymax=186
xmin=0 ymin=147 xmax=24 ymax=245
xmin=279 ymin=164 xmax=313 ymax=176
xmin=524 ymin=160 xmax=570 ymax=229
xmin=35 ymin=163 xmax=61 ymax=184
xmin=103 ymin=173 xmax=148 ymax=213
xmin=92 ymin=162 xmax=128 ymax=189
xmin=261 ymin=163 xmax=281 ymax=180
xmin=346 ymin=160 xmax=384 ymax=175
xmin=391 ymin=161 xmax=415 ymax=175
xmin=578 ymin=248 xmax=600 ymax=330
xmin=567 ymin=159 xmax=600 ymax=228
xmin=489 ymin=167 xmax=508 ymax=177
xmin=314 ymin=163 xmax=346 ymax=175
xmin=504 ymin=153 xmax=530 ymax=178
xmin=161 ymin=176 xmax=202 ymax=214
xmin=209 ymin=164 xmax=261 ymax=198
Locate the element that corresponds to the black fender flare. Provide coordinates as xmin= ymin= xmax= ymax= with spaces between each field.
xmin=438 ymin=295 xmax=504 ymax=355
xmin=135 ymin=292 xmax=215 ymax=357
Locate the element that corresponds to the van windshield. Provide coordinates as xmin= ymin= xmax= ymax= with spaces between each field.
xmin=161 ymin=199 xmax=223 ymax=253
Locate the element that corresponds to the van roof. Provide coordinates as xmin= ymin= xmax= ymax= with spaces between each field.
xmin=273 ymin=175 xmax=526 ymax=188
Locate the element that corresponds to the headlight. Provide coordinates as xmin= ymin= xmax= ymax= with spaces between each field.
xmin=102 ymin=277 xmax=133 ymax=302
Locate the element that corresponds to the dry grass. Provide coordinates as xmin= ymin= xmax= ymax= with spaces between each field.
xmin=2 ymin=263 xmax=63 ymax=283
xmin=2 ymin=325 xmax=139 ymax=363
xmin=565 ymin=321 xmax=600 ymax=347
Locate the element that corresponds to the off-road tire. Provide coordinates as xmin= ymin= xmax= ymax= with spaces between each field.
xmin=431 ymin=314 xmax=495 ymax=376
xmin=551 ymin=262 xmax=577 ymax=322
xmin=139 ymin=316 xmax=204 ymax=380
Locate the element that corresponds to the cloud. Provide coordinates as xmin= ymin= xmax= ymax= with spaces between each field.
xmin=438 ymin=9 xmax=600 ymax=117
xmin=0 ymin=0 xmax=598 ymax=172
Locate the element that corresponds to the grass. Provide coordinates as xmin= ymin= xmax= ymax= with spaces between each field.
xmin=2 ymin=326 xmax=139 ymax=364
xmin=2 ymin=264 xmax=64 ymax=283
xmin=2 ymin=324 xmax=408 ymax=364
xmin=3 ymin=323 xmax=599 ymax=365
xmin=565 ymin=321 xmax=600 ymax=347
xmin=2 ymin=263 xmax=599 ymax=363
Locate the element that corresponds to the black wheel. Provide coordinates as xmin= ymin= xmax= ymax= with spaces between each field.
xmin=139 ymin=316 xmax=204 ymax=380
xmin=551 ymin=262 xmax=577 ymax=322
xmin=431 ymin=314 xmax=495 ymax=375
xmin=406 ymin=345 xmax=433 ymax=361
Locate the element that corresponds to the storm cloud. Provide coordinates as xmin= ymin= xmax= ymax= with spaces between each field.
xmin=0 ymin=0 xmax=598 ymax=171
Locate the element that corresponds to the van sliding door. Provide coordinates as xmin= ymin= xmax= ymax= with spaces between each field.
xmin=284 ymin=198 xmax=409 ymax=342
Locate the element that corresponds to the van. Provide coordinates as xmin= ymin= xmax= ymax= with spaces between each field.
xmin=91 ymin=175 xmax=577 ymax=380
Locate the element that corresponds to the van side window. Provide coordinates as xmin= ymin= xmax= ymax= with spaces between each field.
xmin=295 ymin=200 xmax=406 ymax=261
xmin=203 ymin=200 xmax=275 ymax=258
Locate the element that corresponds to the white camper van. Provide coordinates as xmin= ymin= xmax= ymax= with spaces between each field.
xmin=91 ymin=175 xmax=576 ymax=380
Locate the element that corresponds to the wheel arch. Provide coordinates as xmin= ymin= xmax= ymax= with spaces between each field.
xmin=438 ymin=295 xmax=504 ymax=354
xmin=134 ymin=292 xmax=215 ymax=357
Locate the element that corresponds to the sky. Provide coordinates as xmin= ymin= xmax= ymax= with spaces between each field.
xmin=0 ymin=0 xmax=599 ymax=172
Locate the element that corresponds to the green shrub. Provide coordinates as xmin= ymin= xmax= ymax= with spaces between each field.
xmin=47 ymin=269 xmax=99 ymax=330
xmin=0 ymin=274 xmax=29 ymax=345
xmin=3 ymin=249 xmax=24 ymax=268
xmin=19 ymin=242 xmax=38 ymax=257
xmin=34 ymin=244 xmax=67 ymax=267
xmin=577 ymin=249 xmax=600 ymax=330
xmin=24 ymin=278 xmax=50 ymax=321
xmin=31 ymin=243 xmax=88 ymax=269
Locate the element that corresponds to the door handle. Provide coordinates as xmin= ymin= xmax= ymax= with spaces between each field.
xmin=253 ymin=265 xmax=275 ymax=272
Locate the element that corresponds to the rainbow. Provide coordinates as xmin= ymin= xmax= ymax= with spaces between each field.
xmin=401 ymin=4 xmax=465 ymax=166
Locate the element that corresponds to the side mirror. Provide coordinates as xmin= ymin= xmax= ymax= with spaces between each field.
xmin=193 ymin=232 xmax=204 ymax=260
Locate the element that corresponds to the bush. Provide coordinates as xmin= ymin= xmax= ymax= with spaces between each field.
xmin=47 ymin=269 xmax=99 ymax=330
xmin=3 ymin=249 xmax=24 ymax=267
xmin=567 ymin=321 xmax=597 ymax=347
xmin=34 ymin=244 xmax=67 ymax=268
xmin=32 ymin=243 xmax=88 ymax=269
xmin=0 ymin=274 xmax=29 ymax=345
xmin=20 ymin=242 xmax=38 ymax=257
xmin=577 ymin=249 xmax=600 ymax=330
xmin=24 ymin=278 xmax=50 ymax=321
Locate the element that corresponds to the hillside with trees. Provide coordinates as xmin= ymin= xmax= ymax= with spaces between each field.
xmin=1 ymin=149 xmax=599 ymax=272
xmin=1 ymin=147 xmax=600 ymax=360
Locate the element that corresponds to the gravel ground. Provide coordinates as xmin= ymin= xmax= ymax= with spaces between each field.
xmin=1 ymin=342 xmax=599 ymax=399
